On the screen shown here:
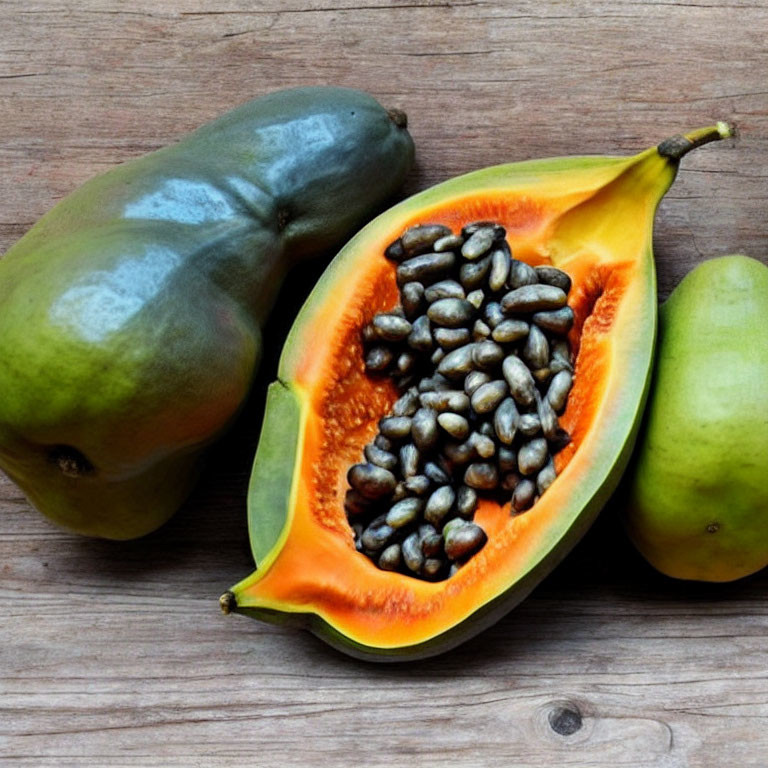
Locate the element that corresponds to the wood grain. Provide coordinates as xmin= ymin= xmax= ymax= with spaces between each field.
xmin=1 ymin=1 xmax=767 ymax=766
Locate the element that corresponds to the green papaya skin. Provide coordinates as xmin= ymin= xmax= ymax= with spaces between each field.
xmin=625 ymin=255 xmax=768 ymax=581
xmin=0 ymin=86 xmax=414 ymax=539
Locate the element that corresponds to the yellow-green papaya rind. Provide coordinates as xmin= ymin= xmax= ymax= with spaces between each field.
xmin=625 ymin=255 xmax=768 ymax=582
xmin=227 ymin=126 xmax=730 ymax=660
xmin=246 ymin=381 xmax=304 ymax=568
xmin=0 ymin=87 xmax=414 ymax=539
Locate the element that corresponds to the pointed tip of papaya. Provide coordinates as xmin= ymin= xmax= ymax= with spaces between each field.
xmin=219 ymin=590 xmax=237 ymax=615
xmin=657 ymin=122 xmax=734 ymax=161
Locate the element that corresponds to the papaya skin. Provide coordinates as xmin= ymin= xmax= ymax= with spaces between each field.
xmin=224 ymin=124 xmax=732 ymax=661
xmin=625 ymin=255 xmax=768 ymax=582
xmin=0 ymin=86 xmax=414 ymax=540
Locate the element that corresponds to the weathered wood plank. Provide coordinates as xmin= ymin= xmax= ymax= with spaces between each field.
xmin=2 ymin=1 xmax=768 ymax=765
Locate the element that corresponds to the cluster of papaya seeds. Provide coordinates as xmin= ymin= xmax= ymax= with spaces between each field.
xmin=346 ymin=221 xmax=575 ymax=581
xmin=223 ymin=124 xmax=732 ymax=661
xmin=0 ymin=86 xmax=414 ymax=539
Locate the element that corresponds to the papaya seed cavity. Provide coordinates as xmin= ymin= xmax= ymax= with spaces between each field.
xmin=346 ymin=221 xmax=575 ymax=582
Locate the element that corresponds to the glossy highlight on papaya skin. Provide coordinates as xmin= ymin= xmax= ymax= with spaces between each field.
xmin=225 ymin=124 xmax=732 ymax=661
xmin=0 ymin=87 xmax=414 ymax=540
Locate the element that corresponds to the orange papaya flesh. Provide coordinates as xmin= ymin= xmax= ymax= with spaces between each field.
xmin=223 ymin=124 xmax=732 ymax=660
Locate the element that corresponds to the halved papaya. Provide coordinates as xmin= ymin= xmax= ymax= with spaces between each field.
xmin=222 ymin=124 xmax=731 ymax=660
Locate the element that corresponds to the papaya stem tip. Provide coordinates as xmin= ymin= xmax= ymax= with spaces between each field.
xmin=657 ymin=122 xmax=734 ymax=161
xmin=716 ymin=120 xmax=734 ymax=140
xmin=387 ymin=108 xmax=408 ymax=129
xmin=219 ymin=591 xmax=237 ymax=615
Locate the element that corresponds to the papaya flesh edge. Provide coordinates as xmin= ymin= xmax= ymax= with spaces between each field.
xmin=224 ymin=124 xmax=732 ymax=661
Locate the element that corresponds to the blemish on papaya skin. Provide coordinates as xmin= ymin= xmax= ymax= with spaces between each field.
xmin=707 ymin=523 xmax=720 ymax=534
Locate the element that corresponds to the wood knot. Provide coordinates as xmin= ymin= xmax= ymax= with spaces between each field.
xmin=548 ymin=704 xmax=583 ymax=736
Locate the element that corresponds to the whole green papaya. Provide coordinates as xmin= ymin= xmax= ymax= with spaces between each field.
xmin=0 ymin=86 xmax=414 ymax=539
xmin=625 ymin=255 xmax=768 ymax=581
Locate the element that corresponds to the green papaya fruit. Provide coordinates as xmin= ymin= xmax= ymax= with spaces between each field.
xmin=625 ymin=255 xmax=768 ymax=581
xmin=0 ymin=86 xmax=414 ymax=540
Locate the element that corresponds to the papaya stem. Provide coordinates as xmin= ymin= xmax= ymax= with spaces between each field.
xmin=219 ymin=591 xmax=237 ymax=615
xmin=657 ymin=122 xmax=733 ymax=161
xmin=387 ymin=108 xmax=408 ymax=129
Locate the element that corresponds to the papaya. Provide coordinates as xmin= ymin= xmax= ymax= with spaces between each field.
xmin=222 ymin=123 xmax=731 ymax=661
xmin=624 ymin=255 xmax=768 ymax=582
xmin=0 ymin=86 xmax=414 ymax=540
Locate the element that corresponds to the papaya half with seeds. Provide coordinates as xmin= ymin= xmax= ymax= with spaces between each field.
xmin=222 ymin=123 xmax=732 ymax=660
xmin=0 ymin=86 xmax=414 ymax=540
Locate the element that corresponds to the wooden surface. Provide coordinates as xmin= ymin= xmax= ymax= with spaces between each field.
xmin=2 ymin=2 xmax=767 ymax=766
